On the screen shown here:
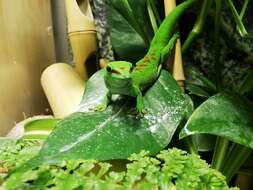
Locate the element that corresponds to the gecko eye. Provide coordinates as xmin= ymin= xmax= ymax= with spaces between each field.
xmin=106 ymin=66 xmax=112 ymax=72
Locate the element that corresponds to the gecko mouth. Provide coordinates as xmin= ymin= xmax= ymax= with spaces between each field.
xmin=111 ymin=69 xmax=121 ymax=75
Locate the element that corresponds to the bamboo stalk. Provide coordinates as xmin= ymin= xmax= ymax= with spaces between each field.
xmin=41 ymin=63 xmax=85 ymax=118
xmin=164 ymin=0 xmax=185 ymax=92
xmin=65 ymin=0 xmax=97 ymax=80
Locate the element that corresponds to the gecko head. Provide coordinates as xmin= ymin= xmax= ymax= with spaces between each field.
xmin=104 ymin=61 xmax=133 ymax=90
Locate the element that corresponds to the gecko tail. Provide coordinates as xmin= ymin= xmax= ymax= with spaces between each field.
xmin=151 ymin=0 xmax=196 ymax=47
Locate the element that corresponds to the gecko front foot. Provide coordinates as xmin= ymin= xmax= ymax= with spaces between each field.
xmin=136 ymin=104 xmax=147 ymax=117
xmin=90 ymin=103 xmax=107 ymax=112
xmin=137 ymin=110 xmax=147 ymax=117
xmin=89 ymin=93 xmax=110 ymax=112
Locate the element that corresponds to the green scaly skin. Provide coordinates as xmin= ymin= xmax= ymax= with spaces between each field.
xmin=96 ymin=0 xmax=196 ymax=114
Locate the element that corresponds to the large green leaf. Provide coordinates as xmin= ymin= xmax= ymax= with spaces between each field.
xmin=15 ymin=69 xmax=191 ymax=172
xmin=108 ymin=0 xmax=153 ymax=62
xmin=180 ymin=93 xmax=253 ymax=149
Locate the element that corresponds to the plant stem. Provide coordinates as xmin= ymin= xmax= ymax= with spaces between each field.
xmin=237 ymin=0 xmax=250 ymax=38
xmin=226 ymin=0 xmax=248 ymax=38
xmin=214 ymin=0 xmax=222 ymax=91
xmin=147 ymin=0 xmax=158 ymax=33
xmin=239 ymin=0 xmax=249 ymax=19
xmin=211 ymin=137 xmax=229 ymax=171
xmin=211 ymin=1 xmax=230 ymax=172
xmin=237 ymin=70 xmax=253 ymax=95
xmin=224 ymin=142 xmax=236 ymax=161
xmin=222 ymin=144 xmax=252 ymax=182
xmin=184 ymin=137 xmax=198 ymax=154
xmin=182 ymin=0 xmax=213 ymax=54
xmin=149 ymin=0 xmax=161 ymax=25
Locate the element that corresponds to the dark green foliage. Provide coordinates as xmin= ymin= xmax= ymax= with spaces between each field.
xmin=186 ymin=10 xmax=253 ymax=90
xmin=107 ymin=0 xmax=154 ymax=62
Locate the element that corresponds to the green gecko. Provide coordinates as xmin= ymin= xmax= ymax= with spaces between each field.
xmin=95 ymin=0 xmax=196 ymax=114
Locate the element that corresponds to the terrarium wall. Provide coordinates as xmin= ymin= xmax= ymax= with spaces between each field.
xmin=0 ymin=0 xmax=55 ymax=135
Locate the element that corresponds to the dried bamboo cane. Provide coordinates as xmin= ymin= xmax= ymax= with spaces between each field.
xmin=65 ymin=0 xmax=97 ymax=80
xmin=164 ymin=0 xmax=185 ymax=92
xmin=41 ymin=63 xmax=85 ymax=118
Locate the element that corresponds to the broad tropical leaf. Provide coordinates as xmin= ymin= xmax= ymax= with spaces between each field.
xmin=180 ymin=93 xmax=253 ymax=149
xmin=15 ymin=69 xmax=191 ymax=172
